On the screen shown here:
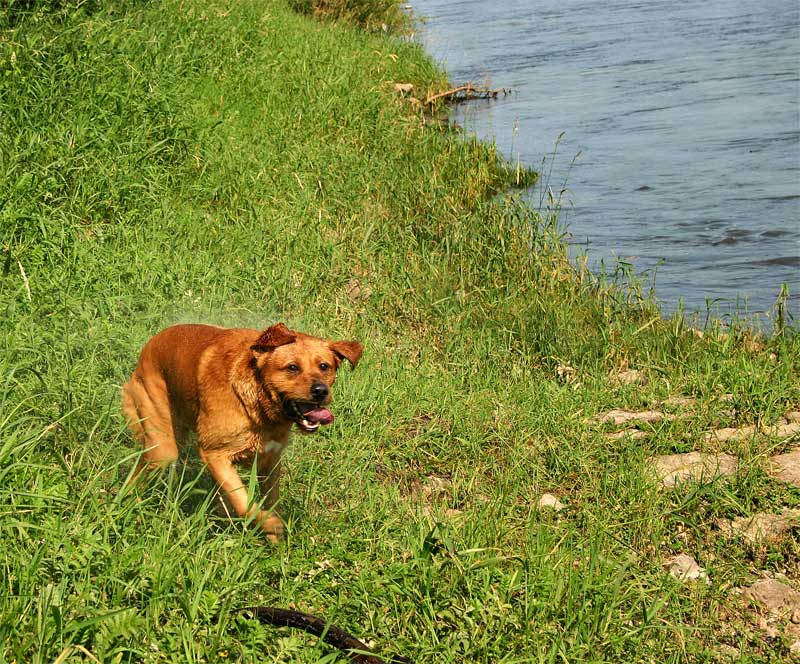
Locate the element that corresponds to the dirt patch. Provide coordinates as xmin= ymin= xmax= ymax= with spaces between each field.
xmin=345 ymin=278 xmax=373 ymax=301
xmin=661 ymin=396 xmax=698 ymax=408
xmin=605 ymin=429 xmax=649 ymax=441
xmin=610 ymin=369 xmax=646 ymax=386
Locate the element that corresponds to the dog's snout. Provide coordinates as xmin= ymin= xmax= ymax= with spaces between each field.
xmin=311 ymin=382 xmax=329 ymax=401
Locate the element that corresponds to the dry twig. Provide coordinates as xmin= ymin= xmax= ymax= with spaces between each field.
xmin=240 ymin=606 xmax=413 ymax=663
xmin=425 ymin=82 xmax=510 ymax=105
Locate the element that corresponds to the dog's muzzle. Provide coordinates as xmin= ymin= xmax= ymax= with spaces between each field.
xmin=284 ymin=399 xmax=334 ymax=433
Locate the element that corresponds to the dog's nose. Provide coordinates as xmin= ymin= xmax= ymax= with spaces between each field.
xmin=311 ymin=383 xmax=329 ymax=401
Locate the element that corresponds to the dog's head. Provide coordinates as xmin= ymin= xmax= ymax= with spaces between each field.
xmin=251 ymin=323 xmax=362 ymax=433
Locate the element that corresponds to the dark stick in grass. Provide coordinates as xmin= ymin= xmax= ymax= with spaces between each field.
xmin=239 ymin=606 xmax=414 ymax=664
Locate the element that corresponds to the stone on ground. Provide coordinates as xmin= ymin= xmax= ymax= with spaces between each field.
xmin=768 ymin=448 xmax=800 ymax=488
xmin=704 ymin=421 xmax=800 ymax=443
xmin=537 ymin=493 xmax=566 ymax=512
xmin=741 ymin=577 xmax=800 ymax=654
xmin=597 ymin=409 xmax=669 ymax=426
xmin=647 ymin=452 xmax=738 ymax=488
xmin=666 ymin=554 xmax=710 ymax=584
xmin=723 ymin=509 xmax=800 ymax=545
xmin=743 ymin=578 xmax=800 ymax=621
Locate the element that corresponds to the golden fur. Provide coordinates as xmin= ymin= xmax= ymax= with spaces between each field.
xmin=122 ymin=322 xmax=362 ymax=541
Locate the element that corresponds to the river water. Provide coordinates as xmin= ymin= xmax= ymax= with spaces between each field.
xmin=413 ymin=0 xmax=800 ymax=327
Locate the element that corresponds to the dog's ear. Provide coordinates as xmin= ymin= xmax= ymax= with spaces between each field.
xmin=329 ymin=340 xmax=363 ymax=369
xmin=251 ymin=323 xmax=297 ymax=353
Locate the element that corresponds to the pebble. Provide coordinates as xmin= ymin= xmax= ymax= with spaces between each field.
xmin=537 ymin=493 xmax=566 ymax=512
xmin=666 ymin=554 xmax=710 ymax=584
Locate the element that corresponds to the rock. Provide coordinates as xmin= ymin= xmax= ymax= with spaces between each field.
xmin=702 ymin=425 xmax=756 ymax=442
xmin=773 ymin=421 xmax=800 ymax=438
xmin=666 ymin=554 xmax=710 ymax=584
xmin=723 ymin=509 xmax=800 ymax=545
xmin=768 ymin=448 xmax=800 ymax=488
xmin=743 ymin=578 xmax=800 ymax=621
xmin=647 ymin=452 xmax=738 ymax=488
xmin=740 ymin=577 xmax=800 ymax=655
xmin=597 ymin=409 xmax=669 ymax=426
xmin=704 ymin=421 xmax=800 ymax=444
xmin=785 ymin=411 xmax=800 ymax=424
xmin=537 ymin=493 xmax=566 ymax=512
xmin=715 ymin=644 xmax=740 ymax=660
xmin=661 ymin=396 xmax=697 ymax=409
xmin=606 ymin=429 xmax=648 ymax=441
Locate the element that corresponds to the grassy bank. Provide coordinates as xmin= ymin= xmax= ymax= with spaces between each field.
xmin=1 ymin=1 xmax=798 ymax=661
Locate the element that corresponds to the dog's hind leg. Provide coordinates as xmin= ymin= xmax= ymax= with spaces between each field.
xmin=122 ymin=376 xmax=180 ymax=481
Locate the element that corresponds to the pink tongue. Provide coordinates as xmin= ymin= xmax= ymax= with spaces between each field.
xmin=304 ymin=408 xmax=334 ymax=425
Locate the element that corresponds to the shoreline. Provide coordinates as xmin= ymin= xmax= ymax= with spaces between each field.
xmin=411 ymin=0 xmax=800 ymax=329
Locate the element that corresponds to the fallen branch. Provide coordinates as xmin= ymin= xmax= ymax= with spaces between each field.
xmin=425 ymin=82 xmax=510 ymax=105
xmin=239 ymin=606 xmax=413 ymax=664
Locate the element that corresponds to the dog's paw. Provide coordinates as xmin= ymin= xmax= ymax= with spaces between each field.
xmin=259 ymin=513 xmax=285 ymax=543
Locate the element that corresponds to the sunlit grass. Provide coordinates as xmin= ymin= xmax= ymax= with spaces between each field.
xmin=0 ymin=1 xmax=798 ymax=662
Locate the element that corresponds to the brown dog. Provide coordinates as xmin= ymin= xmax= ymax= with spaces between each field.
xmin=122 ymin=322 xmax=362 ymax=541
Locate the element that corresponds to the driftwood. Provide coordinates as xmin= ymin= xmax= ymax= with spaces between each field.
xmin=239 ymin=606 xmax=413 ymax=664
xmin=425 ymin=82 xmax=510 ymax=105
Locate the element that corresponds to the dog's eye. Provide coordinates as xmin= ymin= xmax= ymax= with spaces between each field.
xmin=286 ymin=363 xmax=300 ymax=372
xmin=319 ymin=362 xmax=329 ymax=371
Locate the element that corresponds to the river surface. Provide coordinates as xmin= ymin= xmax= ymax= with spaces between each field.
xmin=413 ymin=0 xmax=800 ymax=327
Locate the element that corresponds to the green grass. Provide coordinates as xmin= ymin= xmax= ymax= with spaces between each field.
xmin=1 ymin=0 xmax=799 ymax=662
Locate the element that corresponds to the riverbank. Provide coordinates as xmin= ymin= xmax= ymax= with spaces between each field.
xmin=1 ymin=1 xmax=798 ymax=661
xmin=413 ymin=0 xmax=800 ymax=324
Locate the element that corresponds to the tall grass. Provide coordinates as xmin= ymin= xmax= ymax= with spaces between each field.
xmin=288 ymin=0 xmax=410 ymax=33
xmin=0 ymin=0 xmax=798 ymax=661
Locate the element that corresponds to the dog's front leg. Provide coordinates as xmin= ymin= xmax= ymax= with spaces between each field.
xmin=201 ymin=452 xmax=284 ymax=542
xmin=256 ymin=442 xmax=284 ymax=513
